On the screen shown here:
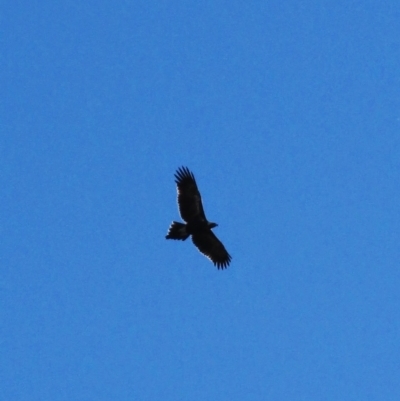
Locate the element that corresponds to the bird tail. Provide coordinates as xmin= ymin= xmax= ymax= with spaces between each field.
xmin=165 ymin=222 xmax=190 ymax=240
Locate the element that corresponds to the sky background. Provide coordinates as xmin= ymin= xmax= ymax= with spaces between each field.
xmin=2 ymin=1 xmax=400 ymax=400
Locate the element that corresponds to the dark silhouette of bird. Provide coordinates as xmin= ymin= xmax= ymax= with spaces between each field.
xmin=165 ymin=167 xmax=231 ymax=269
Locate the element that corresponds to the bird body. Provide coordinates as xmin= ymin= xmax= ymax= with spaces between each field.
xmin=166 ymin=167 xmax=231 ymax=269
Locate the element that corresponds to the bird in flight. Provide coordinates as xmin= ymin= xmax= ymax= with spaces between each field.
xmin=165 ymin=167 xmax=231 ymax=269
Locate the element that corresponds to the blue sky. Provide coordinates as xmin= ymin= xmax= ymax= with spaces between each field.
xmin=2 ymin=1 xmax=400 ymax=400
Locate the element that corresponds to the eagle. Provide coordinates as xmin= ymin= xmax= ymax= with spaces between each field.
xmin=165 ymin=167 xmax=231 ymax=269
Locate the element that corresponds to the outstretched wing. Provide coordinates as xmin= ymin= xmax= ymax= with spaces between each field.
xmin=174 ymin=166 xmax=206 ymax=222
xmin=192 ymin=230 xmax=231 ymax=269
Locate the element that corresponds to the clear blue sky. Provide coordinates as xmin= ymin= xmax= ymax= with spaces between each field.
xmin=2 ymin=1 xmax=400 ymax=400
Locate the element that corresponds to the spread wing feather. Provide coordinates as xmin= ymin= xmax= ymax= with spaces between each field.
xmin=192 ymin=230 xmax=232 ymax=269
xmin=174 ymin=166 xmax=206 ymax=222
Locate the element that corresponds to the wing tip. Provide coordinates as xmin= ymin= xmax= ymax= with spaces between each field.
xmin=174 ymin=166 xmax=196 ymax=185
xmin=214 ymin=254 xmax=232 ymax=270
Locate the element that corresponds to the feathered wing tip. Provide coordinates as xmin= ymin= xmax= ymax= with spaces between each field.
xmin=214 ymin=253 xmax=232 ymax=270
xmin=165 ymin=221 xmax=190 ymax=240
xmin=174 ymin=166 xmax=197 ymax=186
